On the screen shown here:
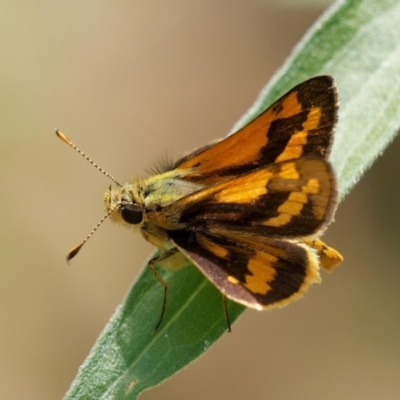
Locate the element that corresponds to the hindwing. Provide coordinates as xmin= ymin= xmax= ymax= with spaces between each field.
xmin=170 ymin=229 xmax=320 ymax=309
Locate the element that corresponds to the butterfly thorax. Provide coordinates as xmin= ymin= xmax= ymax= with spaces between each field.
xmin=104 ymin=169 xmax=205 ymax=249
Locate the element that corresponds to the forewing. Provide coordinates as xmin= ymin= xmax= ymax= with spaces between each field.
xmin=175 ymin=76 xmax=337 ymax=184
xmin=170 ymin=230 xmax=320 ymax=309
xmin=166 ymin=158 xmax=336 ymax=238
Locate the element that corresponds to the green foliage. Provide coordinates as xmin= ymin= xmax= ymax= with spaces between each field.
xmin=234 ymin=0 xmax=400 ymax=200
xmin=65 ymin=0 xmax=400 ymax=398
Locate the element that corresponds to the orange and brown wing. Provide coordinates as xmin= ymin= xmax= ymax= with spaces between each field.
xmin=170 ymin=229 xmax=321 ymax=309
xmin=175 ymin=76 xmax=338 ymax=185
xmin=165 ymin=158 xmax=336 ymax=238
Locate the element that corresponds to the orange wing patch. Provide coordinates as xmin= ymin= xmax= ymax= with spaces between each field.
xmin=275 ymin=106 xmax=322 ymax=162
xmin=244 ymin=251 xmax=278 ymax=295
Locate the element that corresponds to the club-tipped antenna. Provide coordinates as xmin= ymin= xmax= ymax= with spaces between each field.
xmin=66 ymin=205 xmax=118 ymax=262
xmin=56 ymin=130 xmax=122 ymax=188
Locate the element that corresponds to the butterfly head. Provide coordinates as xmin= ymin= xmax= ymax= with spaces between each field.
xmin=104 ymin=179 xmax=145 ymax=229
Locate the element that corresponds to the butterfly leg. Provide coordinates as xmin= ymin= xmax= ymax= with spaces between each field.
xmin=222 ymin=295 xmax=232 ymax=333
xmin=148 ymin=247 xmax=179 ymax=331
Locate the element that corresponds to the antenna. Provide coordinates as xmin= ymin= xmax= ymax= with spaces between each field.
xmin=66 ymin=206 xmax=118 ymax=262
xmin=55 ymin=130 xmax=122 ymax=188
xmin=56 ymin=129 xmax=123 ymax=261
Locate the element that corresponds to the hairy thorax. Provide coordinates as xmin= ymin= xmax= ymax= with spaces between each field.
xmin=104 ymin=169 xmax=204 ymax=249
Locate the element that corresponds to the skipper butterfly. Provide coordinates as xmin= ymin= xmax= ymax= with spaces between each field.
xmin=57 ymin=75 xmax=342 ymax=330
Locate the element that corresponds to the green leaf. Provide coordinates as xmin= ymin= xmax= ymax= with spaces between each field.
xmin=65 ymin=255 xmax=244 ymax=399
xmin=64 ymin=0 xmax=400 ymax=398
xmin=233 ymin=0 xmax=400 ymax=201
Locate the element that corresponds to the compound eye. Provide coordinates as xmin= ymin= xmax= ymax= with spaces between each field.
xmin=120 ymin=204 xmax=143 ymax=224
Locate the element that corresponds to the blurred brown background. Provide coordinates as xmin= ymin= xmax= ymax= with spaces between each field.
xmin=2 ymin=1 xmax=400 ymax=399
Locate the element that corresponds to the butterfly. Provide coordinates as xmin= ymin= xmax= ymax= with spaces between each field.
xmin=57 ymin=75 xmax=342 ymax=331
